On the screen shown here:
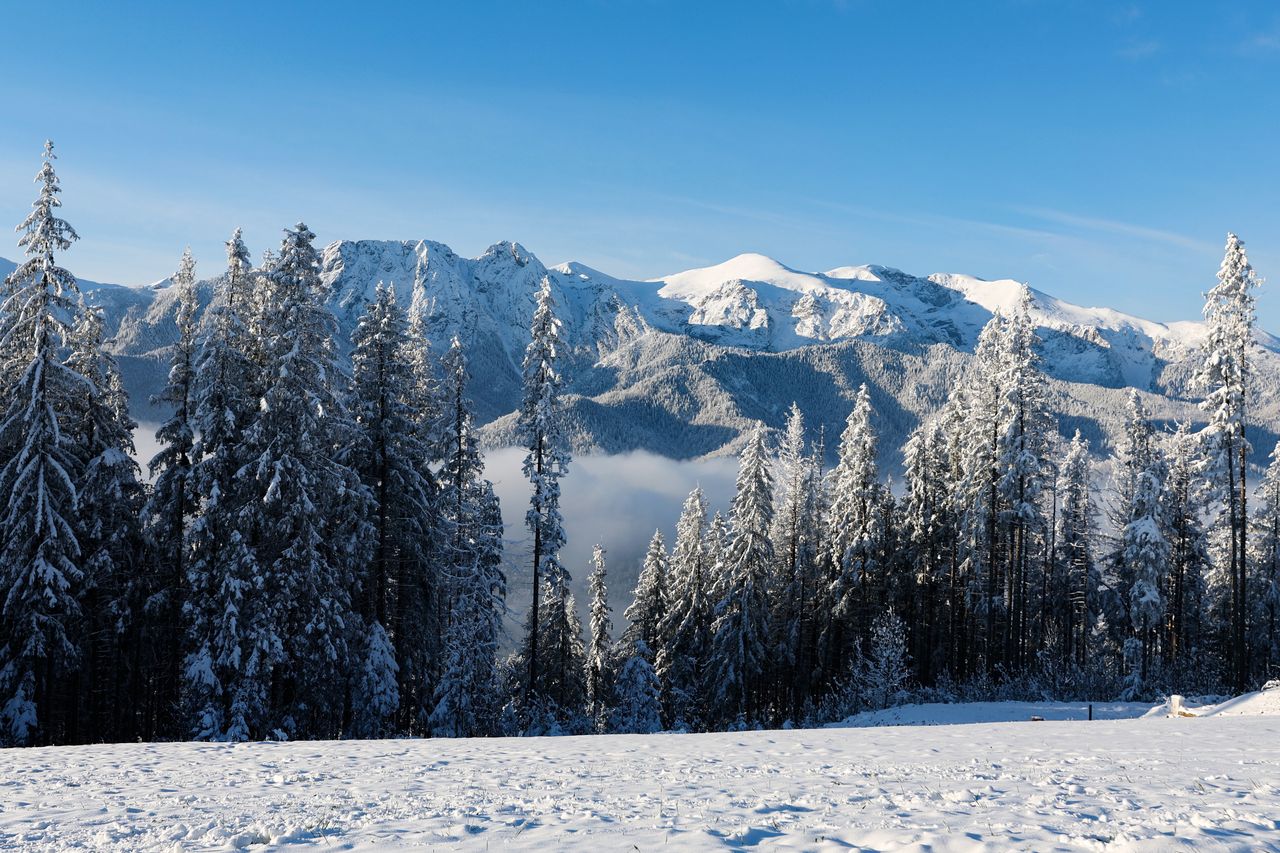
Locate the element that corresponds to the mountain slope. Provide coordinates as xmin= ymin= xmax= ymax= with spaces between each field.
xmin=627 ymin=252 xmax=1279 ymax=393
xmin=6 ymin=240 xmax=1277 ymax=468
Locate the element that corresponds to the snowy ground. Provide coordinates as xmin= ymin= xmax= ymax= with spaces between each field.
xmin=3 ymin=695 xmax=1279 ymax=851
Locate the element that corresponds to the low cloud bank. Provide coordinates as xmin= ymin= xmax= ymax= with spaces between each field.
xmin=485 ymin=447 xmax=738 ymax=636
xmin=134 ymin=424 xmax=739 ymax=639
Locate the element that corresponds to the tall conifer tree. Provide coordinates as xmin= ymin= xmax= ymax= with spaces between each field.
xmin=0 ymin=142 xmax=85 ymax=745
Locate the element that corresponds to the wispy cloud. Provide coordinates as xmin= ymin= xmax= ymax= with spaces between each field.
xmin=1116 ymin=38 xmax=1162 ymax=61
xmin=1238 ymin=28 xmax=1280 ymax=56
xmin=1012 ymin=206 xmax=1216 ymax=253
xmin=805 ymin=198 xmax=1076 ymax=246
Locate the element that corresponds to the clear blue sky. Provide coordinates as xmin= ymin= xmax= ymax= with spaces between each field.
xmin=1 ymin=1 xmax=1277 ymax=328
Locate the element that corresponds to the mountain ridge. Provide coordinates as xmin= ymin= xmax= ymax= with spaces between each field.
xmin=3 ymin=242 xmax=1277 ymax=470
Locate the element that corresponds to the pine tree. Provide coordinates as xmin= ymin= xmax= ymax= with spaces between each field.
xmin=517 ymin=276 xmax=575 ymax=710
xmin=1101 ymin=391 xmax=1159 ymax=666
xmin=609 ymin=642 xmax=663 ymax=734
xmin=819 ymin=384 xmax=882 ymax=683
xmin=146 ymin=248 xmax=198 ymax=578
xmin=1054 ymin=431 xmax=1094 ymax=668
xmin=239 ymin=223 xmax=369 ymax=738
xmin=859 ymin=609 xmax=910 ymax=711
xmin=707 ymin=422 xmax=775 ymax=726
xmin=655 ymin=488 xmax=711 ymax=730
xmin=995 ymin=297 xmax=1051 ymax=670
xmin=1161 ymin=422 xmax=1211 ymax=681
xmin=953 ymin=314 xmax=1009 ymax=671
xmin=623 ymin=531 xmax=668 ymax=658
xmin=531 ymin=575 xmax=587 ymax=724
xmin=430 ymin=480 xmax=505 ymax=738
xmin=902 ymin=417 xmax=953 ymax=684
xmin=66 ymin=301 xmax=146 ymax=741
xmin=933 ymin=392 xmax=974 ymax=680
xmin=430 ymin=336 xmax=505 ymax=736
xmin=0 ymin=141 xmax=85 ymax=745
xmin=143 ymin=248 xmax=200 ymax=737
xmin=769 ymin=403 xmax=820 ymax=714
xmin=184 ymin=229 xmax=260 ymax=740
xmin=584 ymin=545 xmax=613 ymax=727
xmin=1111 ymin=392 xmax=1158 ymax=533
xmin=1250 ymin=442 xmax=1280 ymax=682
xmin=405 ymin=296 xmax=442 ymax=455
xmin=350 ymin=622 xmax=399 ymax=738
xmin=1196 ymin=233 xmax=1260 ymax=691
xmin=1122 ymin=464 xmax=1169 ymax=697
xmin=400 ymin=304 xmax=444 ymax=731
xmin=349 ymin=283 xmax=435 ymax=734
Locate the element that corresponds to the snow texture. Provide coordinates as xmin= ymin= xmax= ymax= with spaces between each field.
xmin=2 ymin=701 xmax=1278 ymax=850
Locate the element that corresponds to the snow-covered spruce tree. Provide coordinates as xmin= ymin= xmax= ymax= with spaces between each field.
xmin=517 ymin=276 xmax=581 ymax=718
xmin=875 ymin=476 xmax=901 ymax=603
xmin=952 ymin=313 xmax=1008 ymax=672
xmin=405 ymin=289 xmax=442 ymax=456
xmin=348 ymin=283 xmax=438 ymax=737
xmin=0 ymin=142 xmax=85 ymax=746
xmin=584 ymin=545 xmax=614 ymax=728
xmin=1161 ymin=422 xmax=1211 ymax=682
xmin=1054 ymin=431 xmax=1095 ymax=669
xmin=707 ymin=422 xmax=775 ymax=727
xmin=430 ymin=480 xmax=505 ymax=738
xmin=859 ymin=609 xmax=910 ymax=711
xmin=543 ymin=578 xmax=588 ymax=725
xmin=142 ymin=248 xmax=199 ymax=736
xmin=183 ymin=229 xmax=260 ymax=740
xmin=1195 ymin=233 xmax=1261 ymax=691
xmin=769 ymin=403 xmax=821 ymax=715
xmin=818 ymin=384 xmax=882 ymax=687
xmin=623 ymin=531 xmax=668 ymax=659
xmin=239 ymin=223 xmax=370 ymax=738
xmin=244 ymin=248 xmax=276 ymax=374
xmin=1122 ymin=464 xmax=1170 ymax=698
xmin=66 ymin=301 xmax=147 ymax=741
xmin=609 ymin=640 xmax=663 ymax=734
xmin=523 ymin=578 xmax=587 ymax=732
xmin=654 ymin=487 xmax=711 ymax=730
xmin=994 ymin=297 xmax=1052 ymax=671
xmin=1111 ymin=393 xmax=1158 ymax=531
xmin=1250 ymin=442 xmax=1280 ymax=682
xmin=430 ymin=338 xmax=506 ymax=737
xmin=901 ymin=417 xmax=954 ymax=685
xmin=1104 ymin=391 xmax=1158 ymax=653
xmin=351 ymin=622 xmax=398 ymax=739
xmin=399 ymin=301 xmax=445 ymax=731
xmin=930 ymin=388 xmax=976 ymax=680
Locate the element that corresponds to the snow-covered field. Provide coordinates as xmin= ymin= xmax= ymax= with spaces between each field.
xmin=4 ymin=695 xmax=1279 ymax=851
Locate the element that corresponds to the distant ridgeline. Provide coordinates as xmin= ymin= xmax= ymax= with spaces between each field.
xmin=1 ymin=143 xmax=1277 ymax=747
xmin=50 ymin=225 xmax=1280 ymax=474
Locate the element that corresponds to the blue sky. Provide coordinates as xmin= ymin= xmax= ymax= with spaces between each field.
xmin=1 ymin=1 xmax=1277 ymax=327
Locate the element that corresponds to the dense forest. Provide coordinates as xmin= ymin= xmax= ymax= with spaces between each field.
xmin=2 ymin=143 xmax=1277 ymax=747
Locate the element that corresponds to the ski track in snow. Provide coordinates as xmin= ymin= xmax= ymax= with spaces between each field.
xmin=3 ymin=716 xmax=1279 ymax=851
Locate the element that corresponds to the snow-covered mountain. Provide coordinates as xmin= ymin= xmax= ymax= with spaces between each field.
xmin=620 ymin=251 xmax=1279 ymax=392
xmin=7 ymin=240 xmax=1278 ymax=468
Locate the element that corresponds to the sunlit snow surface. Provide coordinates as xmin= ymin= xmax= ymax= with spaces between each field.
xmin=3 ymin=695 xmax=1279 ymax=850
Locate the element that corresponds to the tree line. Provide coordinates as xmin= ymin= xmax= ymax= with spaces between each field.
xmin=0 ymin=143 xmax=505 ymax=745
xmin=1 ymin=143 xmax=1276 ymax=746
